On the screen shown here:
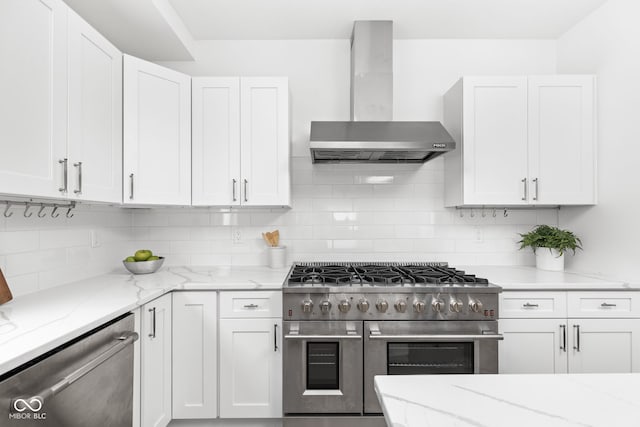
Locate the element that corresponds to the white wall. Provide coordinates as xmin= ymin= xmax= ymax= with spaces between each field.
xmin=556 ymin=0 xmax=640 ymax=281
xmin=140 ymin=39 xmax=560 ymax=267
xmin=0 ymin=205 xmax=134 ymax=297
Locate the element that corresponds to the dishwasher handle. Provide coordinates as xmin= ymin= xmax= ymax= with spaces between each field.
xmin=30 ymin=331 xmax=138 ymax=403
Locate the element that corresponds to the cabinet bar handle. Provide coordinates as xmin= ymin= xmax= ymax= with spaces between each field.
xmin=522 ymin=303 xmax=539 ymax=308
xmin=532 ymin=178 xmax=539 ymax=201
xmin=73 ymin=162 xmax=83 ymax=195
xmin=560 ymin=324 xmax=567 ymax=352
xmin=59 ymin=158 xmax=68 ymax=193
xmin=148 ymin=307 xmax=156 ymax=338
xmin=521 ymin=178 xmax=527 ymax=201
xmin=232 ymin=179 xmax=237 ymax=202
xmin=573 ymin=324 xmax=580 ymax=352
xmin=243 ymin=179 xmax=248 ymax=202
xmin=243 ymin=304 xmax=259 ymax=309
xmin=274 ymin=323 xmax=278 ymax=352
xmin=600 ymin=302 xmax=617 ymax=308
xmin=129 ymin=173 xmax=134 ymax=200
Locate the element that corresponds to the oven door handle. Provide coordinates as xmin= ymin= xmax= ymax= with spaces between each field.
xmin=368 ymin=333 xmax=504 ymax=341
xmin=284 ymin=334 xmax=362 ymax=340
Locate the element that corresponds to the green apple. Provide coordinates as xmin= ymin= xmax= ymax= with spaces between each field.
xmin=124 ymin=256 xmax=136 ymax=263
xmin=134 ymin=249 xmax=153 ymax=261
xmin=147 ymin=256 xmax=160 ymax=261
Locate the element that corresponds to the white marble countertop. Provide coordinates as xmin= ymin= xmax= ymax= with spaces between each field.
xmin=0 ymin=265 xmax=289 ymax=375
xmin=375 ymin=373 xmax=640 ymax=427
xmin=461 ymin=265 xmax=635 ymax=291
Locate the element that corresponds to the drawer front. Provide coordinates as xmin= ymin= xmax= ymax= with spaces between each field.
xmin=220 ymin=291 xmax=282 ymax=318
xmin=568 ymin=292 xmax=640 ymax=318
xmin=500 ymin=292 xmax=567 ymax=318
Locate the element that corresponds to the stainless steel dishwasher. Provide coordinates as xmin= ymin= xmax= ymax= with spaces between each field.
xmin=0 ymin=313 xmax=138 ymax=426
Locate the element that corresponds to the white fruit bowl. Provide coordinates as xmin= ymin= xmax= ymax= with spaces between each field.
xmin=123 ymin=257 xmax=165 ymax=274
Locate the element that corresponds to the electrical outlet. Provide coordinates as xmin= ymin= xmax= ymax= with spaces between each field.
xmin=90 ymin=230 xmax=101 ymax=248
xmin=232 ymin=229 xmax=242 ymax=245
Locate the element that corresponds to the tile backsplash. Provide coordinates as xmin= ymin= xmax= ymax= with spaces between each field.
xmin=0 ymin=156 xmax=557 ymax=297
xmin=134 ymin=156 xmax=557 ymax=268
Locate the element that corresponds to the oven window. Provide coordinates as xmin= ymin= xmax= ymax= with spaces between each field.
xmin=306 ymin=342 xmax=339 ymax=389
xmin=387 ymin=342 xmax=474 ymax=375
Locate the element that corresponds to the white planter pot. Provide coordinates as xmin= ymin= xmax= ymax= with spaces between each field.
xmin=535 ymin=249 xmax=565 ymax=272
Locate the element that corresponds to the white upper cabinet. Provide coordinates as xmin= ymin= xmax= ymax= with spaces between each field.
xmin=0 ymin=0 xmax=68 ymax=199
xmin=123 ymin=55 xmax=191 ymax=206
xmin=192 ymin=77 xmax=290 ymax=207
xmin=528 ymin=76 xmax=596 ymax=205
xmin=67 ymin=9 xmax=122 ymax=203
xmin=444 ymin=75 xmax=596 ymax=207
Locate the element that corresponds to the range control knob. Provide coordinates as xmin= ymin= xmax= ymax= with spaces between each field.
xmin=320 ymin=300 xmax=332 ymax=314
xmin=413 ymin=300 xmax=426 ymax=313
xmin=469 ymin=298 xmax=483 ymax=313
xmin=376 ymin=300 xmax=389 ymax=313
xmin=302 ymin=300 xmax=314 ymax=313
xmin=357 ymin=299 xmax=370 ymax=312
xmin=432 ymin=299 xmax=444 ymax=313
xmin=394 ymin=300 xmax=407 ymax=313
xmin=338 ymin=300 xmax=351 ymax=313
xmin=450 ymin=299 xmax=463 ymax=313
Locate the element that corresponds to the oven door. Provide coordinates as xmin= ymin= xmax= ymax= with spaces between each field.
xmin=363 ymin=320 xmax=502 ymax=414
xmin=283 ymin=320 xmax=363 ymax=415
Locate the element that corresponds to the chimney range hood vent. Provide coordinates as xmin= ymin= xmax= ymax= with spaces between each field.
xmin=309 ymin=21 xmax=455 ymax=164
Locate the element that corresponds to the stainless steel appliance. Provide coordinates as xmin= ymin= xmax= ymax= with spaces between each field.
xmin=309 ymin=21 xmax=456 ymax=164
xmin=0 ymin=313 xmax=138 ymax=426
xmin=283 ymin=262 xmax=502 ymax=427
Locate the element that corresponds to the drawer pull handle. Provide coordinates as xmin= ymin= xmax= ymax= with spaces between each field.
xmin=522 ymin=303 xmax=539 ymax=308
xmin=560 ymin=324 xmax=567 ymax=352
xmin=244 ymin=304 xmax=259 ymax=309
xmin=600 ymin=302 xmax=617 ymax=308
xmin=573 ymin=324 xmax=580 ymax=352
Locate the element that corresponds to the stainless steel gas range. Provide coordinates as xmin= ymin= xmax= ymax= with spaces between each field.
xmin=282 ymin=262 xmax=503 ymax=427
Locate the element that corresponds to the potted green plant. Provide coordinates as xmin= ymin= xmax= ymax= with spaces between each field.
xmin=518 ymin=225 xmax=582 ymax=271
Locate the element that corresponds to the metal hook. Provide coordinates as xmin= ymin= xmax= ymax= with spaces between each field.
xmin=481 ymin=208 xmax=486 ymax=218
xmin=51 ymin=206 xmax=60 ymax=218
xmin=3 ymin=204 xmax=13 ymax=218
xmin=503 ymin=209 xmax=509 ymax=217
xmin=492 ymin=209 xmax=497 ymax=218
xmin=66 ymin=207 xmax=74 ymax=218
xmin=459 ymin=209 xmax=464 ymax=218
xmin=37 ymin=205 xmax=47 ymax=218
xmin=470 ymin=209 xmax=475 ymax=218
xmin=24 ymin=203 xmax=33 ymax=218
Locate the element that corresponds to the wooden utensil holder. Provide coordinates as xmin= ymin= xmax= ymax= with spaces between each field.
xmin=0 ymin=268 xmax=13 ymax=305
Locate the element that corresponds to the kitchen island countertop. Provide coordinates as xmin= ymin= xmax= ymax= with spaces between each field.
xmin=375 ymin=373 xmax=640 ymax=427
xmin=0 ymin=265 xmax=289 ymax=375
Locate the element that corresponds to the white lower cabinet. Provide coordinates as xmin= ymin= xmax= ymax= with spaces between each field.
xmin=219 ymin=291 xmax=283 ymax=418
xmin=141 ymin=294 xmax=172 ymax=427
xmin=499 ymin=291 xmax=640 ymax=374
xmin=172 ymin=292 xmax=218 ymax=419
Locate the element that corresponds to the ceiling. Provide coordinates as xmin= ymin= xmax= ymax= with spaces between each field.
xmin=63 ymin=0 xmax=608 ymax=61
xmin=168 ymin=0 xmax=608 ymax=40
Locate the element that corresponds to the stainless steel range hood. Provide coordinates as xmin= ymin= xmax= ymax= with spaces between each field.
xmin=309 ymin=21 xmax=455 ymax=163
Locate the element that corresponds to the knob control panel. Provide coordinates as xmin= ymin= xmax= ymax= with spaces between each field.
xmin=413 ymin=300 xmax=426 ymax=313
xmin=376 ymin=299 xmax=389 ymax=313
xmin=394 ymin=300 xmax=407 ymax=313
xmin=357 ymin=299 xmax=370 ymax=312
xmin=469 ymin=298 xmax=483 ymax=313
xmin=450 ymin=299 xmax=463 ymax=313
xmin=302 ymin=300 xmax=313 ymax=313
xmin=338 ymin=300 xmax=351 ymax=313
xmin=432 ymin=299 xmax=444 ymax=313
xmin=320 ymin=300 xmax=332 ymax=314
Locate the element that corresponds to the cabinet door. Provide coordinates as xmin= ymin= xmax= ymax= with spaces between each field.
xmin=499 ymin=319 xmax=568 ymax=374
xmin=568 ymin=319 xmax=640 ymax=373
xmin=0 ymin=0 xmax=68 ymax=199
xmin=462 ymin=77 xmax=528 ymax=205
xmin=172 ymin=292 xmax=217 ymax=419
xmin=123 ymin=55 xmax=191 ymax=205
xmin=528 ymin=76 xmax=596 ymax=205
xmin=219 ymin=318 xmax=282 ymax=418
xmin=240 ymin=77 xmax=290 ymax=206
xmin=141 ymin=294 xmax=172 ymax=427
xmin=192 ymin=77 xmax=241 ymax=206
xmin=67 ymin=9 xmax=122 ymax=203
